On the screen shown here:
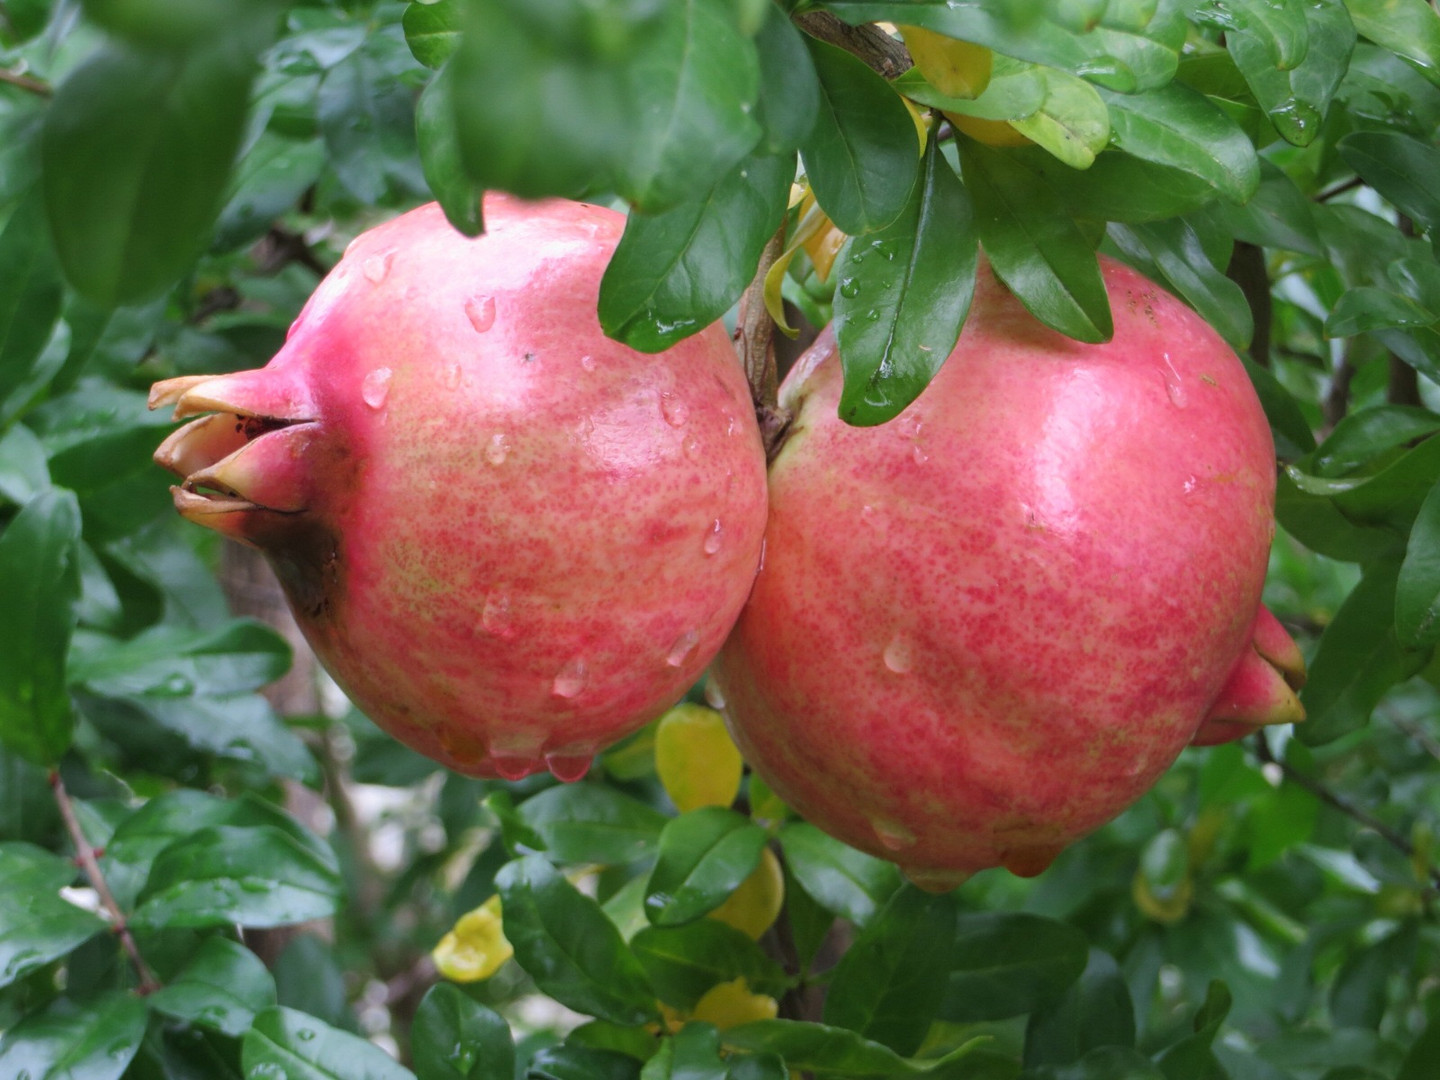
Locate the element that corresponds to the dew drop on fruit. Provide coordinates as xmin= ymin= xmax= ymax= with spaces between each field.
xmin=704 ymin=678 xmax=727 ymax=710
xmin=465 ymin=294 xmax=497 ymax=333
xmin=552 ymin=657 xmax=588 ymax=699
xmin=444 ymin=363 xmax=463 ymax=390
xmin=580 ymin=354 xmax=596 ymax=371
xmin=666 ymin=629 xmax=701 ymax=668
xmin=911 ymin=446 xmax=929 ymax=465
xmin=883 ymin=635 xmax=914 ymax=674
xmin=362 ymin=367 xmax=393 ymax=409
xmin=1161 ymin=353 xmax=1188 ymax=407
xmin=661 ymin=393 xmax=689 ymax=427
xmin=683 ymin=435 xmax=701 ymax=461
xmin=363 ymin=252 xmax=393 ymax=284
xmin=485 ymin=432 xmax=510 ymax=465
xmin=491 ymin=753 xmax=538 ymax=781
xmin=704 ymin=519 xmax=723 ymax=555
xmin=872 ymin=817 xmax=917 ymax=851
xmin=546 ymin=752 xmax=592 ymax=783
xmin=481 ymin=592 xmax=514 ymax=637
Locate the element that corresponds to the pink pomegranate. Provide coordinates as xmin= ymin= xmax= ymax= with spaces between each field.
xmin=715 ymin=258 xmax=1301 ymax=890
xmin=151 ymin=197 xmax=767 ymax=782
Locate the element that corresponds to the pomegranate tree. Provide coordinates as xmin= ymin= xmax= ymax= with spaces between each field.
xmin=716 ymin=258 xmax=1302 ymax=890
xmin=150 ymin=196 xmax=768 ymax=782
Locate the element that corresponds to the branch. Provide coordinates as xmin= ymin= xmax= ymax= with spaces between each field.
xmin=793 ymin=11 xmax=912 ymax=78
xmin=1316 ymin=175 xmax=1364 ymax=203
xmin=1252 ymin=734 xmax=1440 ymax=893
xmin=734 ymin=228 xmax=793 ymax=458
xmin=1226 ymin=241 xmax=1272 ymax=367
xmin=50 ymin=771 xmax=161 ymax=994
xmin=0 ymin=67 xmax=51 ymax=97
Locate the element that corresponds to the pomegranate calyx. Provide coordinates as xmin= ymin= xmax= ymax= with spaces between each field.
xmin=1190 ymin=607 xmax=1308 ymax=747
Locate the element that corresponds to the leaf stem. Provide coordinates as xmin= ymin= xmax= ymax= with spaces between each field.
xmin=0 ymin=67 xmax=51 ymax=97
xmin=49 ymin=770 xmax=161 ymax=994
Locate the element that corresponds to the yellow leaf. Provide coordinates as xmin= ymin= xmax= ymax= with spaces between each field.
xmin=691 ymin=978 xmax=778 ymax=1030
xmin=432 ymin=894 xmax=513 ymax=982
xmin=900 ymin=95 xmax=930 ymax=157
xmin=708 ymin=846 xmax=784 ymax=940
xmin=945 ymin=111 xmax=1033 ymax=148
xmin=764 ymin=197 xmax=833 ymax=337
xmin=899 ymin=25 xmax=992 ymax=99
xmin=655 ymin=703 xmax=744 ymax=813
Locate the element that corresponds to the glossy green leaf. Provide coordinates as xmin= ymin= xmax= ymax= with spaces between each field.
xmin=41 ymin=41 xmax=255 ymax=306
xmin=1332 ymin=434 xmax=1440 ymax=528
xmin=404 ymin=0 xmax=463 ymax=68
xmin=1020 ymin=149 xmax=1218 ymax=225
xmin=1197 ymin=0 xmax=1311 ymax=69
xmin=1108 ymin=219 xmax=1252 ymax=348
xmin=79 ymin=0 xmax=278 ymax=50
xmin=243 ymin=1006 xmax=416 ymax=1080
xmin=1208 ymin=160 xmax=1321 ymax=255
xmin=213 ymin=132 xmax=328 ymax=252
xmin=68 ymin=618 xmax=291 ymax=698
xmin=1274 ymin=469 xmax=1404 ymax=564
xmin=1024 ymin=949 xmax=1136 ymax=1068
xmin=833 ymin=131 xmax=976 ymax=426
xmin=799 ymin=37 xmax=919 ymax=236
xmin=0 ymin=193 xmax=62 ymax=410
xmin=1243 ymin=357 xmax=1317 ymax=459
xmin=939 ymin=913 xmax=1089 ymax=1022
xmin=631 ymin=920 xmax=790 ymax=1010
xmin=897 ymin=58 xmax=1046 ymax=122
xmin=0 ymin=487 xmax=81 ymax=767
xmin=0 ymin=842 xmax=105 ymax=989
xmin=496 ymin=854 xmax=658 ymax=1025
xmin=1396 ymin=482 xmax=1440 ymax=647
xmin=1338 ymin=131 xmax=1440 ymax=230
xmin=417 ymin=66 xmax=483 ymax=237
xmin=1100 ymin=83 xmax=1260 ymax=204
xmin=777 ymin=822 xmax=900 ymax=927
xmin=529 ymin=1043 xmax=643 ymax=1080
xmin=1313 ymin=406 xmax=1440 ymax=477
xmin=645 ymin=1024 xmax=728 ymax=1080
xmin=645 ymin=808 xmax=767 ymax=926
xmin=1300 ymin=560 xmax=1432 ymax=744
xmin=753 ymin=2 xmax=821 ymax=154
xmin=412 ymin=983 xmax=515 ymax=1080
xmin=722 ymin=1018 xmax=985 ymax=1078
xmin=823 ymin=885 xmax=957 ymax=1057
xmin=316 ymin=38 xmax=426 ymax=205
xmin=1228 ymin=0 xmax=1354 ymax=146
xmin=0 ymin=422 xmax=50 ymax=507
xmin=147 ymin=936 xmax=278 ymax=1037
xmin=515 ymin=781 xmax=667 ymax=865
xmin=133 ymin=823 xmax=343 ymax=929
xmin=960 ymin=141 xmax=1112 ymax=343
xmin=1025 ymin=1045 xmax=1165 ymax=1080
xmin=1010 ymin=67 xmax=1110 ymax=171
xmin=600 ymin=148 xmax=791 ymax=353
xmin=1343 ymin=0 xmax=1440 ymax=89
xmin=0 ymin=992 xmax=147 ymax=1080
xmin=1154 ymin=980 xmax=1231 ymax=1079
xmin=1398 ymin=1013 xmax=1440 ymax=1080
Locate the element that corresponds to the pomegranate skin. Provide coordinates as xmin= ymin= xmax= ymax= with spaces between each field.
xmin=154 ymin=197 xmax=767 ymax=781
xmin=715 ymin=259 xmax=1277 ymax=888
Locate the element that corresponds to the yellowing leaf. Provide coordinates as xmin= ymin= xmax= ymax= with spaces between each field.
xmin=946 ymin=112 xmax=1033 ymax=148
xmin=765 ymin=195 xmax=835 ymax=336
xmin=656 ymin=703 xmax=744 ymax=813
xmin=432 ymin=894 xmax=513 ymax=982
xmin=691 ymin=978 xmax=779 ymax=1030
xmin=708 ymin=846 xmax=784 ymax=940
xmin=900 ymin=96 xmax=930 ymax=156
xmin=899 ymin=25 xmax=992 ymax=99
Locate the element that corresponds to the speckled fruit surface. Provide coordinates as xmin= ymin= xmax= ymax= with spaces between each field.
xmin=151 ymin=196 xmax=768 ymax=781
xmin=714 ymin=258 xmax=1279 ymax=889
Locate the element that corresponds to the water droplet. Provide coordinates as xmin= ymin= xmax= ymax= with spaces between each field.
xmin=1160 ymin=353 xmax=1187 ymax=407
xmin=873 ymin=817 xmax=917 ymax=851
xmin=1183 ymin=475 xmax=1198 ymax=494
xmin=666 ymin=629 xmax=701 ymax=668
xmin=661 ymin=393 xmax=689 ymax=427
xmin=362 ymin=252 xmax=392 ymax=284
xmin=883 ymin=635 xmax=914 ymax=674
xmin=465 ymin=294 xmax=497 ymax=332
xmin=580 ymin=354 xmax=596 ymax=372
xmin=362 ymin=367 xmax=393 ymax=409
xmin=840 ymin=277 xmax=862 ymax=299
xmin=444 ymin=363 xmax=463 ymax=389
xmin=683 ymin=435 xmax=701 ymax=460
xmin=485 ymin=432 xmax=510 ymax=465
xmin=726 ymin=415 xmax=737 ymax=437
xmin=546 ymin=752 xmax=592 ymax=783
xmin=704 ymin=678 xmax=727 ymax=710
xmin=704 ymin=519 xmax=723 ymax=555
xmin=481 ymin=593 xmax=514 ymax=637
xmin=912 ymin=445 xmax=929 ymax=465
xmin=491 ymin=753 xmax=539 ymax=781
xmin=163 ymin=673 xmax=193 ymax=695
xmin=552 ymin=657 xmax=588 ymax=699
xmin=756 ymin=537 xmax=767 ymax=574
xmin=296 ymin=1029 xmax=316 ymax=1042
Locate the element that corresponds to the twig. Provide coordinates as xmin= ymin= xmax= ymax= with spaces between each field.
xmin=50 ymin=771 xmax=161 ymax=994
xmin=0 ymin=67 xmax=50 ymax=97
xmin=1225 ymin=241 xmax=1272 ymax=367
xmin=1389 ymin=714 xmax=1440 ymax=765
xmin=734 ymin=228 xmax=793 ymax=457
xmin=1323 ymin=346 xmax=1354 ymax=430
xmin=1316 ymin=176 xmax=1364 ymax=203
xmin=1251 ymin=734 xmax=1440 ymax=892
xmin=793 ymin=11 xmax=912 ymax=78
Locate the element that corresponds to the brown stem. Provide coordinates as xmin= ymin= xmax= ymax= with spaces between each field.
xmin=0 ymin=67 xmax=51 ymax=97
xmin=1323 ymin=347 xmax=1354 ymax=430
xmin=1226 ymin=241 xmax=1272 ymax=367
xmin=1316 ymin=176 xmax=1364 ymax=203
xmin=1252 ymin=734 xmax=1440 ymax=892
xmin=793 ymin=11 xmax=912 ymax=78
xmin=50 ymin=771 xmax=161 ymax=994
xmin=1390 ymin=714 xmax=1440 ymax=765
xmin=734 ymin=227 xmax=794 ymax=459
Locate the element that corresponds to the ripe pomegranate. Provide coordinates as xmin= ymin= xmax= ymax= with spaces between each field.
xmin=151 ymin=197 xmax=767 ymax=782
xmin=715 ymin=258 xmax=1302 ymax=890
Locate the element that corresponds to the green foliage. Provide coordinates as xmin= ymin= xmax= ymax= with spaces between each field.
xmin=3 ymin=0 xmax=1440 ymax=1078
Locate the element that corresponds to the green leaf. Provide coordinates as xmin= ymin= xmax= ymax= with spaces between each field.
xmin=959 ymin=141 xmax=1113 ymax=343
xmin=1399 ymin=1013 xmax=1440 ymax=1080
xmin=833 ymin=132 xmax=977 ymax=426
xmin=412 ymin=983 xmax=515 ymax=1080
xmin=1396 ymin=482 xmax=1440 ymax=647
xmin=1338 ymin=131 xmax=1440 ymax=230
xmin=1155 ymin=980 xmax=1231 ymax=1080
xmin=529 ymin=1043 xmax=643 ymax=1080
xmin=1025 ymin=1046 xmax=1165 ymax=1080
xmin=243 ymin=1006 xmax=416 ymax=1080
xmin=897 ymin=57 xmax=1046 ymax=122
xmin=0 ymin=991 xmax=147 ymax=1080
xmin=722 ymin=1018 xmax=985 ymax=1078
xmin=599 ymin=148 xmax=791 ymax=353
xmin=497 ymin=854 xmax=659 ymax=1025
xmin=1024 ymin=949 xmax=1136 ymax=1069
xmin=1107 ymin=219 xmax=1253 ymax=349
xmin=1010 ymin=67 xmax=1110 ymax=171
xmin=799 ymin=37 xmax=920 ymax=236
xmin=0 ymin=192 xmax=63 ymax=411
xmin=68 ymin=618 xmax=291 ymax=698
xmin=645 ymin=1024 xmax=728 ymax=1080
xmin=133 ymin=823 xmax=343 ymax=929
xmin=0 ymin=487 xmax=81 ymax=766
xmin=1198 ymin=0 xmax=1311 ymax=69
xmin=1019 ymin=149 xmax=1218 ymax=225
xmin=213 ymin=133 xmax=328 ymax=252
xmin=1331 ymin=433 xmax=1440 ymax=529
xmin=823 ymin=885 xmax=957 ymax=1057
xmin=1343 ymin=0 xmax=1440 ymax=90
xmin=1329 ymin=285 xmax=1439 ymax=336
xmin=777 ymin=822 xmax=901 ymax=927
xmin=617 ymin=0 xmax=761 ymax=213
xmin=1315 ymin=406 xmax=1440 ymax=476
xmin=41 ymin=41 xmax=256 ymax=305
xmin=645 ymin=808 xmax=767 ymax=927
xmin=1242 ymin=357 xmax=1316 ymax=460
xmin=78 ymin=0 xmax=278 ymax=51
xmin=1227 ymin=0 xmax=1355 ymax=146
xmin=1099 ymin=83 xmax=1261 ymax=204
xmin=1299 ymin=560 xmax=1432 ymax=744
xmin=631 ymin=920 xmax=790 ymax=1010
xmin=939 ymin=913 xmax=1089 ymax=1022
xmin=147 ymin=936 xmax=278 ymax=1037
xmin=0 ymin=842 xmax=105 ymax=989
xmin=317 ymin=38 xmax=426 ymax=206
xmin=1274 ymin=469 xmax=1403 ymax=564
xmin=515 ymin=781 xmax=667 ymax=865
xmin=416 ymin=66 xmax=483 ymax=237
xmin=0 ymin=422 xmax=50 ymax=507
xmin=1207 ymin=161 xmax=1321 ymax=255
xmin=753 ymin=2 xmax=821 ymax=154
xmin=404 ymin=0 xmax=463 ymax=68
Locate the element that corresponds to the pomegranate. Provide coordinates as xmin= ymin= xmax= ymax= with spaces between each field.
xmin=150 ymin=197 xmax=767 ymax=782
xmin=715 ymin=258 xmax=1301 ymax=890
